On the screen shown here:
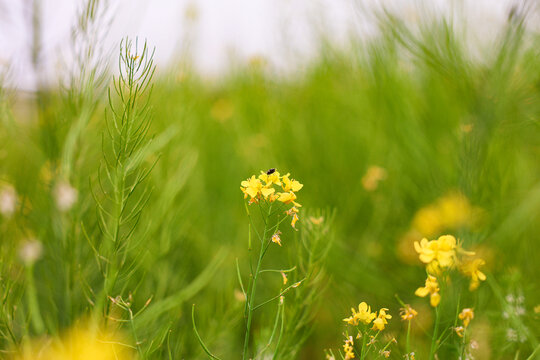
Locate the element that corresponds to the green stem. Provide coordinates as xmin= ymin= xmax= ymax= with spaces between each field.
xmin=429 ymin=306 xmax=440 ymax=360
xmin=406 ymin=319 xmax=411 ymax=354
xmin=242 ymin=203 xmax=272 ymax=360
xmin=25 ymin=264 xmax=45 ymax=334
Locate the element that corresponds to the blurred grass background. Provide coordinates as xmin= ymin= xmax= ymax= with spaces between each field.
xmin=1 ymin=6 xmax=540 ymax=359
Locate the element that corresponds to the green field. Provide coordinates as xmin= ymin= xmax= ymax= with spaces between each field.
xmin=0 ymin=6 xmax=539 ymax=360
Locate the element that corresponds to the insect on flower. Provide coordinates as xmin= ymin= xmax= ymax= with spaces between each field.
xmin=266 ymin=168 xmax=276 ymax=175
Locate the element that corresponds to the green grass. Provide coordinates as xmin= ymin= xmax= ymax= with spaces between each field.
xmin=0 ymin=7 xmax=539 ymax=360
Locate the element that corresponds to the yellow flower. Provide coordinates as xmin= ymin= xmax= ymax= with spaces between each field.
xmin=343 ymin=302 xmax=377 ymax=326
xmin=414 ymin=235 xmax=456 ymax=268
xmin=281 ymin=272 xmax=288 ymax=285
xmin=259 ymin=170 xmax=282 ymax=186
xmin=458 ymin=308 xmax=474 ymax=327
xmin=240 ymin=175 xmax=263 ymax=199
xmin=343 ymin=336 xmax=355 ymax=359
xmin=271 ymin=233 xmax=282 ymax=246
xmin=400 ymin=304 xmax=418 ymax=321
xmin=291 ymin=213 xmax=299 ymax=229
xmin=281 ymin=174 xmax=303 ymax=192
xmin=309 ymin=216 xmax=324 ymax=225
xmin=372 ymin=308 xmax=391 ymax=331
xmin=285 ymin=206 xmax=300 ymax=229
xmin=380 ymin=350 xmax=391 ymax=358
xmin=415 ymin=275 xmax=441 ymax=307
xmin=15 ymin=324 xmax=132 ymax=360
xmin=412 ymin=206 xmax=443 ymax=238
xmin=277 ymin=191 xmax=301 ymax=207
xmin=459 ymin=258 xmax=486 ymax=291
xmin=455 ymin=326 xmax=465 ymax=338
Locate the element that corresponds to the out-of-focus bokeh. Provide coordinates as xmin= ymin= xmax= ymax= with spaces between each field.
xmin=1 ymin=1 xmax=539 ymax=359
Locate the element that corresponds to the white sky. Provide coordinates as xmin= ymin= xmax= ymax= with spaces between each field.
xmin=0 ymin=0 xmax=534 ymax=90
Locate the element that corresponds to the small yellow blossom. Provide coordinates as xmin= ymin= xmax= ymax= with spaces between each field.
xmin=415 ymin=275 xmax=441 ymax=307
xmin=281 ymin=174 xmax=303 ymax=192
xmin=372 ymin=308 xmax=392 ymax=331
xmin=271 ymin=232 xmax=282 ymax=246
xmin=281 ymin=272 xmax=288 ymax=285
xmin=400 ymin=304 xmax=418 ymax=321
xmin=343 ymin=302 xmax=377 ymax=326
xmin=291 ymin=213 xmax=299 ymax=229
xmin=455 ymin=326 xmax=465 ymax=338
xmin=343 ymin=336 xmax=355 ymax=359
xmin=459 ymin=258 xmax=486 ymax=291
xmin=458 ymin=308 xmax=474 ymax=327
xmin=534 ymin=305 xmax=540 ymax=314
xmin=380 ymin=350 xmax=391 ymax=358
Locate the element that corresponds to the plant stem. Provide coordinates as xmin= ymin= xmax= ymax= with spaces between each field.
xmin=25 ymin=264 xmax=45 ymax=334
xmin=242 ymin=203 xmax=272 ymax=360
xmin=406 ymin=319 xmax=411 ymax=354
xmin=429 ymin=306 xmax=440 ymax=360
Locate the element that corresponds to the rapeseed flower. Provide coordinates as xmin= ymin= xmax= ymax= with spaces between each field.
xmin=399 ymin=304 xmax=418 ymax=321
xmin=14 ymin=324 xmax=133 ymax=360
xmin=415 ymin=275 xmax=441 ymax=307
xmin=241 ymin=170 xmax=303 ymax=229
xmin=459 ymin=258 xmax=486 ymax=291
xmin=343 ymin=336 xmax=355 ymax=359
xmin=414 ymin=235 xmax=456 ymax=268
xmin=372 ymin=308 xmax=392 ymax=331
xmin=271 ymin=232 xmax=282 ymax=246
xmin=343 ymin=302 xmax=377 ymax=326
xmin=459 ymin=308 xmax=474 ymax=327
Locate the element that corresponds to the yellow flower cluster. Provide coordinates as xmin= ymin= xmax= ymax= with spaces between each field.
xmin=414 ymin=234 xmax=487 ymax=306
xmin=343 ymin=302 xmax=392 ymax=331
xmin=240 ymin=169 xmax=303 ymax=228
xmin=455 ymin=308 xmax=475 ymax=338
xmin=343 ymin=336 xmax=355 ymax=359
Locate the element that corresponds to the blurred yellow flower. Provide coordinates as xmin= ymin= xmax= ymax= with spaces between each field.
xmin=410 ymin=192 xmax=483 ymax=238
xmin=415 ymin=275 xmax=441 ymax=307
xmin=271 ymin=232 xmax=282 ymax=246
xmin=459 ymin=258 xmax=486 ymax=291
xmin=15 ymin=325 xmax=133 ymax=360
xmin=399 ymin=304 xmax=418 ymax=321
xmin=309 ymin=216 xmax=324 ymax=225
xmin=458 ymin=308 xmax=474 ymax=327
xmin=455 ymin=326 xmax=465 ymax=338
xmin=343 ymin=336 xmax=355 ymax=359
xmin=361 ymin=166 xmax=387 ymax=191
xmin=210 ymin=98 xmax=234 ymax=123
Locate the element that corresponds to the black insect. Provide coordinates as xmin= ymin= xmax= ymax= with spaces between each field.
xmin=266 ymin=168 xmax=276 ymax=175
